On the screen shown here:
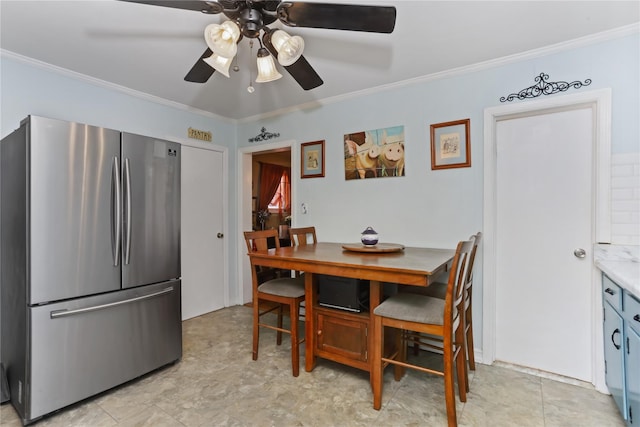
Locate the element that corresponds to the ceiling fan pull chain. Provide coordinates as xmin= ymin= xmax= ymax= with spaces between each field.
xmin=233 ymin=48 xmax=240 ymax=73
xmin=247 ymin=40 xmax=255 ymax=93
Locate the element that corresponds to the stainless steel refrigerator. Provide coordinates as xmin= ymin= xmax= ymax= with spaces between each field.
xmin=0 ymin=116 xmax=182 ymax=425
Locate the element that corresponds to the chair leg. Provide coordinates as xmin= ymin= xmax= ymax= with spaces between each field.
xmin=456 ymin=347 xmax=468 ymax=402
xmin=443 ymin=341 xmax=458 ymax=427
xmin=276 ymin=304 xmax=283 ymax=346
xmin=252 ymin=300 xmax=260 ymax=361
xmin=394 ymin=329 xmax=405 ymax=381
xmin=456 ymin=320 xmax=469 ymax=397
xmin=290 ymin=301 xmax=300 ymax=377
xmin=466 ymin=315 xmax=476 ymax=371
xmin=456 ymin=329 xmax=469 ymax=394
xmin=461 ymin=349 xmax=470 ymax=394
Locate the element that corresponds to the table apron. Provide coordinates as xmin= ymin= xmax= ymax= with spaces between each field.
xmin=249 ymin=257 xmax=450 ymax=286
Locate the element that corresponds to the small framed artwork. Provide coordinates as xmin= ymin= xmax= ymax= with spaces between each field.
xmin=301 ymin=140 xmax=325 ymax=178
xmin=430 ymin=119 xmax=471 ymax=170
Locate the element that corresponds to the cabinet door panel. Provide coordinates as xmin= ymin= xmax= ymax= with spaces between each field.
xmin=604 ymin=301 xmax=626 ymax=419
xmin=627 ymin=324 xmax=640 ymax=424
xmin=317 ymin=312 xmax=367 ymax=362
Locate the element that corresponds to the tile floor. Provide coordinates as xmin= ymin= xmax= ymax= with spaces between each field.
xmin=0 ymin=305 xmax=625 ymax=426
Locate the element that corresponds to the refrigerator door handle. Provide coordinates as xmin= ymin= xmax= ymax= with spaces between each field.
xmin=124 ymin=158 xmax=132 ymax=265
xmin=49 ymin=287 xmax=174 ymax=319
xmin=112 ymin=157 xmax=121 ymax=266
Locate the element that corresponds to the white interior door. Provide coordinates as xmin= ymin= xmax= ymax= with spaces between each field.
xmin=495 ymin=107 xmax=593 ymax=381
xmin=181 ymin=145 xmax=225 ymax=320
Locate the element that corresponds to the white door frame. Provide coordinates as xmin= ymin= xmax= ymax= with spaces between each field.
xmin=482 ymin=88 xmax=611 ymax=391
xmin=237 ymin=139 xmax=297 ymax=305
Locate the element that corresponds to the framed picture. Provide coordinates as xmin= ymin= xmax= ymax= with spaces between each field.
xmin=430 ymin=119 xmax=471 ymax=170
xmin=344 ymin=125 xmax=405 ymax=180
xmin=301 ymin=140 xmax=325 ymax=178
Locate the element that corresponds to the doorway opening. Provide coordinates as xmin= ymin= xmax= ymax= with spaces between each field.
xmin=238 ymin=140 xmax=296 ymax=305
xmin=252 ymin=149 xmax=292 ymax=244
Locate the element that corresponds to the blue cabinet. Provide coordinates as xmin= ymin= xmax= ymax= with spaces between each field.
xmin=603 ymin=273 xmax=640 ymax=425
xmin=602 ymin=275 xmax=627 ymax=419
xmin=627 ymin=295 xmax=640 ymax=425
xmin=604 ymin=298 xmax=626 ymax=416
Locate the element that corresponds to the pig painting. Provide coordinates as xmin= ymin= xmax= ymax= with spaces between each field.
xmin=344 ymin=126 xmax=405 ymax=180
xmin=379 ymin=130 xmax=405 ymax=177
xmin=345 ymin=132 xmax=381 ymax=179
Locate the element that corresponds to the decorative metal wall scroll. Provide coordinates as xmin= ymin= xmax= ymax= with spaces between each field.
xmin=500 ymin=73 xmax=591 ymax=103
xmin=248 ymin=127 xmax=280 ymax=142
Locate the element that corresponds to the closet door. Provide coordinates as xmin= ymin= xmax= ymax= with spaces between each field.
xmin=181 ymin=145 xmax=226 ymax=320
xmin=495 ymin=107 xmax=593 ymax=381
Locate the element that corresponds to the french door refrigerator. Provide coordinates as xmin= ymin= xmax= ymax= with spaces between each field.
xmin=1 ymin=116 xmax=182 ymax=425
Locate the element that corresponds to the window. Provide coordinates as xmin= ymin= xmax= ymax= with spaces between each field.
xmin=268 ymin=171 xmax=290 ymax=213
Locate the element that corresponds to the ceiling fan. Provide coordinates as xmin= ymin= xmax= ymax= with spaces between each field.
xmin=120 ymin=1 xmax=396 ymax=90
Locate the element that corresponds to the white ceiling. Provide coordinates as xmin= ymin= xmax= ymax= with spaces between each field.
xmin=1 ymin=1 xmax=638 ymax=121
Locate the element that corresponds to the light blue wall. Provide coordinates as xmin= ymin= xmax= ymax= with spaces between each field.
xmin=0 ymin=57 xmax=237 ymax=142
xmin=238 ymin=32 xmax=639 ymax=347
xmin=0 ymin=55 xmax=241 ymax=302
xmin=239 ymin=33 xmax=639 ymax=240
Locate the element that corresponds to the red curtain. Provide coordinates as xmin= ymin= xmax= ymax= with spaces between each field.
xmin=269 ymin=170 xmax=290 ymax=213
xmin=282 ymin=168 xmax=291 ymax=212
xmin=258 ymin=163 xmax=285 ymax=211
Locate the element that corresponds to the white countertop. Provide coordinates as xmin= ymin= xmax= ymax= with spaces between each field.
xmin=594 ymin=244 xmax=640 ymax=299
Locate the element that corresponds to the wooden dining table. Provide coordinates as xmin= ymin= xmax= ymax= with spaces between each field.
xmin=246 ymin=241 xmax=455 ymax=377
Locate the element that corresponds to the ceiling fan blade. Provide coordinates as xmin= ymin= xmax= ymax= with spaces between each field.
xmin=118 ymin=0 xmax=223 ymax=14
xmin=276 ymin=2 xmax=396 ymax=33
xmin=263 ymin=31 xmax=323 ymax=90
xmin=184 ymin=48 xmax=216 ymax=83
xmin=283 ymin=56 xmax=323 ymax=90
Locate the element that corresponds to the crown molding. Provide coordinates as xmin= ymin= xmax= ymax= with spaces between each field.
xmin=238 ymin=23 xmax=639 ymax=123
xmin=0 ymin=49 xmax=237 ymax=124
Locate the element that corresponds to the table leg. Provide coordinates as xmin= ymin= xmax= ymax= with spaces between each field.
xmin=369 ymin=280 xmax=382 ymax=387
xmin=304 ymin=272 xmax=317 ymax=372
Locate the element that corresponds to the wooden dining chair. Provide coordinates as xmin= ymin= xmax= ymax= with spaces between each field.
xmin=288 ymin=226 xmax=317 ymax=247
xmin=460 ymin=232 xmax=480 ymax=372
xmin=244 ymin=229 xmax=305 ymax=377
xmin=288 ymin=226 xmax=317 ymax=279
xmin=409 ymin=232 xmax=481 ymax=379
xmin=371 ymin=238 xmax=475 ymax=427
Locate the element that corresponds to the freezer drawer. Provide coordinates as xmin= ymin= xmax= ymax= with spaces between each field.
xmin=20 ymin=281 xmax=182 ymax=424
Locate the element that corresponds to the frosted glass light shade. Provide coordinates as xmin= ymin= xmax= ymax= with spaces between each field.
xmin=271 ymin=30 xmax=304 ymax=66
xmin=255 ymin=48 xmax=282 ymax=83
xmin=203 ymin=53 xmax=232 ymax=78
xmin=204 ymin=21 xmax=240 ymax=58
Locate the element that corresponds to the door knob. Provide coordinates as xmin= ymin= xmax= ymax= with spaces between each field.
xmin=573 ymin=248 xmax=586 ymax=259
xmin=217 ymin=233 xmax=224 ymax=239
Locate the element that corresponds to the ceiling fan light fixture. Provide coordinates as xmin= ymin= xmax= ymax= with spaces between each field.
xmin=203 ymin=53 xmax=232 ymax=78
xmin=271 ymin=30 xmax=305 ymax=66
xmin=255 ymin=48 xmax=282 ymax=83
xmin=204 ymin=20 xmax=240 ymax=58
